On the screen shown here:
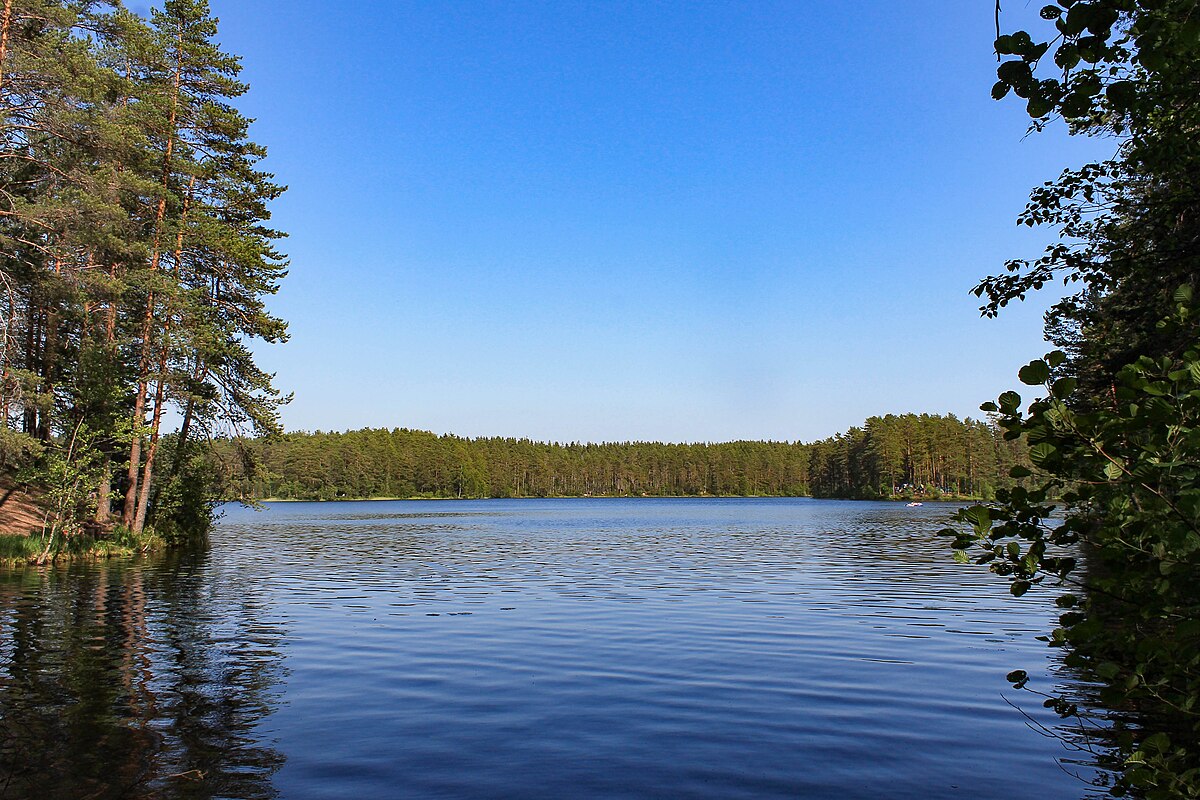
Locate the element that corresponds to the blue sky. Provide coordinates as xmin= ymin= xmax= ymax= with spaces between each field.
xmin=197 ymin=1 xmax=1113 ymax=443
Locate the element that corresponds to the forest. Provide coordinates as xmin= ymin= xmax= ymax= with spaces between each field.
xmin=211 ymin=412 xmax=1030 ymax=502
xmin=0 ymin=0 xmax=287 ymax=544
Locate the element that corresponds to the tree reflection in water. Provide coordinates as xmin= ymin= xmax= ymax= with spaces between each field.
xmin=0 ymin=547 xmax=285 ymax=799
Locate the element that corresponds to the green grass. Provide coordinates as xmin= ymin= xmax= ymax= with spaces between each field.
xmin=0 ymin=526 xmax=166 ymax=566
xmin=0 ymin=533 xmax=45 ymax=563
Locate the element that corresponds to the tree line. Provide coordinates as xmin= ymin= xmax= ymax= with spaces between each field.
xmin=211 ymin=413 xmax=1030 ymax=502
xmin=806 ymin=414 xmax=1029 ymax=498
xmin=0 ymin=1 xmax=287 ymax=541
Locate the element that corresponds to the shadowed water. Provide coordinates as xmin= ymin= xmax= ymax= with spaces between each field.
xmin=0 ymin=498 xmax=1106 ymax=798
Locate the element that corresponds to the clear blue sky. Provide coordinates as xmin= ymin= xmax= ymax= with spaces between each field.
xmin=194 ymin=1 xmax=1113 ymax=443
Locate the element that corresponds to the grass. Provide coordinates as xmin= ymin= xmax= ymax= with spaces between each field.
xmin=0 ymin=533 xmax=44 ymax=563
xmin=0 ymin=525 xmax=167 ymax=567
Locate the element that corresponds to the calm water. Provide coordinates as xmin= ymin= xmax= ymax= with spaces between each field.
xmin=0 ymin=498 xmax=1106 ymax=799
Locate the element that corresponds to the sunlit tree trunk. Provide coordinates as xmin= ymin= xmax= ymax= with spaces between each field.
xmin=124 ymin=24 xmax=183 ymax=528
xmin=133 ymin=174 xmax=195 ymax=534
xmin=0 ymin=0 xmax=13 ymax=94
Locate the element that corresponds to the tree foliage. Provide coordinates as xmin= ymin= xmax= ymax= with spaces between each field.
xmin=806 ymin=413 xmax=1029 ymax=499
xmin=980 ymin=0 xmax=1199 ymax=397
xmin=949 ymin=1 xmax=1200 ymax=795
xmin=0 ymin=0 xmax=287 ymax=541
xmin=211 ymin=413 xmax=1026 ymax=502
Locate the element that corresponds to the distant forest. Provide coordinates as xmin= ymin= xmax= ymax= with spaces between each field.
xmin=212 ymin=413 xmax=1030 ymax=501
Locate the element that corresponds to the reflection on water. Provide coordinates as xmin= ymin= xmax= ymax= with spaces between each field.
xmin=0 ymin=498 xmax=1110 ymax=799
xmin=0 ymin=548 xmax=286 ymax=800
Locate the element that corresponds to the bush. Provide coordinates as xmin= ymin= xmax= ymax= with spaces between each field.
xmin=946 ymin=303 xmax=1200 ymax=796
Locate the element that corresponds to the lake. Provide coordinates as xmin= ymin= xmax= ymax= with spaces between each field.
xmin=0 ymin=498 xmax=1107 ymax=799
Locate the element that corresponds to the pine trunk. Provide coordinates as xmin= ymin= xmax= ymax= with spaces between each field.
xmin=131 ymin=372 xmax=165 ymax=535
xmin=21 ymin=306 xmax=37 ymax=435
xmin=105 ymin=264 xmax=117 ymax=343
xmin=0 ymin=0 xmax=13 ymax=95
xmin=95 ymin=457 xmax=111 ymax=525
xmin=122 ymin=298 xmax=154 ymax=527
xmin=0 ymin=286 xmax=12 ymax=421
xmin=124 ymin=26 xmax=183 ymax=528
xmin=37 ymin=308 xmax=55 ymax=441
xmin=169 ymin=362 xmax=206 ymax=480
xmin=133 ymin=170 xmax=195 ymax=533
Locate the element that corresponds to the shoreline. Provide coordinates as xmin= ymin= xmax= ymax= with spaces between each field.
xmin=248 ymin=493 xmax=981 ymax=504
xmin=0 ymin=528 xmax=167 ymax=568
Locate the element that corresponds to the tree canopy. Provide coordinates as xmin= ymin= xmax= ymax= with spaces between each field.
xmin=0 ymin=0 xmax=287 ymax=543
xmin=208 ymin=413 xmax=1028 ymax=503
xmin=950 ymin=2 xmax=1200 ymax=795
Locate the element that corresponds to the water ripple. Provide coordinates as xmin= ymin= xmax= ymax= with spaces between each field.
xmin=0 ymin=498 xmax=1108 ymax=799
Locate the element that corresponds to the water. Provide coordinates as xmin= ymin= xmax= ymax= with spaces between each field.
xmin=0 ymin=498 xmax=1106 ymax=799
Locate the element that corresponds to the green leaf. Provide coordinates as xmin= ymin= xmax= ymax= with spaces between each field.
xmin=1104 ymin=461 xmax=1124 ymax=480
xmin=997 ymin=60 xmax=1033 ymax=84
xmin=1027 ymin=94 xmax=1054 ymax=118
xmin=999 ymin=391 xmax=1022 ymax=411
xmin=1061 ymin=91 xmax=1093 ymax=117
xmin=1029 ymin=442 xmax=1057 ymax=465
xmin=1054 ymin=43 xmax=1081 ymax=70
xmin=1019 ymin=359 xmax=1051 ymax=385
xmin=1011 ymin=580 xmax=1031 ymax=597
xmin=1075 ymin=72 xmax=1102 ymax=97
xmin=1139 ymin=44 xmax=1168 ymax=72
xmin=1141 ymin=733 xmax=1171 ymax=754
xmin=962 ymin=505 xmax=992 ymax=532
xmin=1105 ymin=80 xmax=1137 ymax=111
xmin=1009 ymin=465 xmax=1033 ymax=478
xmin=1064 ymin=3 xmax=1093 ymax=36
xmin=1085 ymin=6 xmax=1118 ymax=36
xmin=1051 ymin=377 xmax=1077 ymax=398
